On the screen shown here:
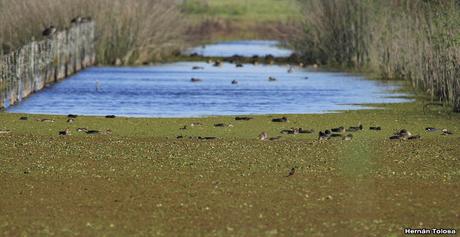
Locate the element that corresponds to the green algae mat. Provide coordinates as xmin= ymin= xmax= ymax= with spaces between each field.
xmin=0 ymin=102 xmax=459 ymax=236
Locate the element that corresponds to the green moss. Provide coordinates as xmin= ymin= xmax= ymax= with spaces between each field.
xmin=0 ymin=101 xmax=459 ymax=235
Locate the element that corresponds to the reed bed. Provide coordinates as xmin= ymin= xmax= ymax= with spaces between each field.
xmin=296 ymin=0 xmax=460 ymax=111
xmin=0 ymin=0 xmax=186 ymax=65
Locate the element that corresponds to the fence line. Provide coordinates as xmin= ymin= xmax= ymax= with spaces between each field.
xmin=0 ymin=21 xmax=96 ymax=109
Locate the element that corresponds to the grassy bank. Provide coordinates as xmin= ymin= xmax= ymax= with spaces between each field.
xmin=295 ymin=0 xmax=460 ymax=111
xmin=0 ymin=0 xmax=186 ymax=65
xmin=182 ymin=0 xmax=302 ymax=41
xmin=1 ymin=101 xmax=459 ymax=236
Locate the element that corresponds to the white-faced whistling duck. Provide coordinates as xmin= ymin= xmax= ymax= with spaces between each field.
xmin=286 ymin=167 xmax=296 ymax=177
xmin=86 ymin=130 xmax=100 ymax=135
xmin=299 ymin=128 xmax=314 ymax=134
xmin=281 ymin=128 xmax=299 ymax=135
xmin=343 ymin=134 xmax=353 ymax=141
xmin=441 ymin=129 xmax=453 ymax=135
xmin=346 ymin=124 xmax=363 ymax=132
xmin=272 ymin=116 xmax=288 ymax=122
xmin=213 ymin=61 xmax=222 ymax=67
xmin=425 ymin=127 xmax=437 ymax=132
xmin=235 ymin=116 xmax=253 ymax=121
xmin=331 ymin=126 xmax=345 ymax=133
xmin=259 ymin=132 xmax=268 ymax=141
xmin=318 ymin=131 xmax=330 ymax=141
xmin=42 ymin=26 xmax=57 ymax=37
xmin=59 ymin=128 xmax=71 ymax=136
xmin=71 ymin=16 xmax=82 ymax=24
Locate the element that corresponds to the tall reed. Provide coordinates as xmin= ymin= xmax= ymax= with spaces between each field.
xmin=0 ymin=0 xmax=186 ymax=65
xmin=296 ymin=0 xmax=460 ymax=111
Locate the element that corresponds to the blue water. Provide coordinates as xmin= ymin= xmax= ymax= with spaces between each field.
xmin=185 ymin=40 xmax=293 ymax=57
xmin=7 ymin=55 xmax=412 ymax=117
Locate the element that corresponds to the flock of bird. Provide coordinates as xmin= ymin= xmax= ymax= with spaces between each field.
xmin=0 ymin=114 xmax=454 ymax=142
xmin=188 ymin=54 xmax=308 ymax=85
xmin=0 ymin=114 xmax=455 ymax=178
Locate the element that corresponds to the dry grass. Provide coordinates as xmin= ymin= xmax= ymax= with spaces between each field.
xmin=0 ymin=0 xmax=186 ymax=65
xmin=296 ymin=0 xmax=460 ymax=111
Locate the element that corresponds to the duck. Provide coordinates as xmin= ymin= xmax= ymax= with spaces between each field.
xmin=213 ymin=61 xmax=222 ymax=67
xmin=59 ymin=128 xmax=71 ymax=136
xmin=272 ymin=116 xmax=288 ymax=123
xmin=190 ymin=122 xmax=203 ymax=127
xmin=390 ymin=129 xmax=415 ymax=140
xmin=343 ymin=134 xmax=353 ymax=141
xmin=318 ymin=131 xmax=330 ymax=141
xmin=331 ymin=126 xmax=345 ymax=133
xmin=70 ymin=16 xmax=82 ymax=24
xmin=425 ymin=127 xmax=438 ymax=132
xmin=281 ymin=128 xmax=299 ymax=135
xmin=235 ymin=117 xmax=253 ymax=121
xmin=408 ymin=135 xmax=421 ymax=140
xmin=346 ymin=124 xmax=363 ymax=132
xmin=286 ymin=167 xmax=296 ymax=177
xmin=198 ymin=136 xmax=217 ymax=140
xmin=370 ymin=126 xmax=382 ymax=131
xmin=214 ymin=123 xmax=232 ymax=128
xmin=441 ymin=129 xmax=453 ymax=136
xmin=259 ymin=132 xmax=268 ymax=141
xmin=77 ymin=128 xmax=88 ymax=132
xmin=39 ymin=118 xmax=55 ymax=123
xmin=397 ymin=129 xmax=412 ymax=139
xmin=268 ymin=76 xmax=277 ymax=82
xmin=299 ymin=128 xmax=314 ymax=134
xmin=191 ymin=78 xmax=202 ymax=83
xmin=86 ymin=130 xmax=100 ymax=135
xmin=42 ymin=26 xmax=57 ymax=37
xmin=389 ymin=135 xmax=401 ymax=140
xmin=330 ymin=133 xmax=343 ymax=138
xmin=81 ymin=16 xmax=92 ymax=23
xmin=269 ymin=136 xmax=282 ymax=141
xmin=231 ymin=80 xmax=238 ymax=85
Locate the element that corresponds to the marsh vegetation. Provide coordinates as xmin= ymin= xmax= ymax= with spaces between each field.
xmin=0 ymin=0 xmax=185 ymax=65
xmin=295 ymin=0 xmax=460 ymax=111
